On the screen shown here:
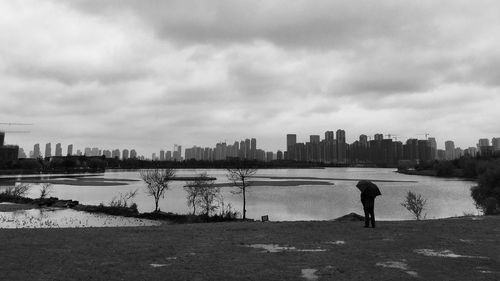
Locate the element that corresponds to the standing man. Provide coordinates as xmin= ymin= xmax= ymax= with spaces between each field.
xmin=361 ymin=191 xmax=376 ymax=228
xmin=356 ymin=180 xmax=381 ymax=228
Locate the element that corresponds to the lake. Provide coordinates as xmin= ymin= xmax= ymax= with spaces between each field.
xmin=5 ymin=168 xmax=478 ymax=221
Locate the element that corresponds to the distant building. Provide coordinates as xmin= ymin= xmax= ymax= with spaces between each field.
xmin=130 ymin=149 xmax=137 ymax=159
xmin=336 ymin=130 xmax=346 ymax=163
xmin=286 ymin=134 xmax=297 ymax=160
xmin=0 ymin=132 xmax=19 ymax=163
xmin=33 ymin=143 xmax=41 ymax=158
xmin=276 ymin=150 xmax=283 ymax=160
xmin=492 ymin=138 xmax=500 ymax=151
xmin=445 ymin=141 xmax=455 ymax=160
xmin=45 ymin=143 xmax=51 ymax=158
xmin=55 ymin=143 xmax=62 ymax=157
xmin=428 ymin=137 xmax=437 ymax=160
xmin=67 ymin=144 xmax=73 ymax=156
xmin=122 ymin=149 xmax=129 ymax=160
xmin=160 ymin=150 xmax=165 ymax=161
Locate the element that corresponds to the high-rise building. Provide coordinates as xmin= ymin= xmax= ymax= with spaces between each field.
xmin=478 ymin=138 xmax=490 ymax=147
xmin=45 ymin=143 xmax=51 ymax=158
xmin=374 ymin=134 xmax=383 ymax=141
xmin=286 ymin=134 xmax=297 ymax=160
xmin=130 ymin=149 xmax=137 ymax=159
xmin=251 ymin=138 xmax=257 ymax=159
xmin=160 ymin=150 xmax=165 ymax=161
xmin=67 ymin=144 xmax=73 ymax=156
xmin=33 ymin=144 xmax=41 ymax=158
xmin=336 ymin=129 xmax=346 ymax=163
xmin=277 ymin=150 xmax=283 ymax=160
xmin=18 ymin=148 xmax=27 ymax=158
xmin=428 ymin=137 xmax=437 ymax=160
xmin=84 ymin=147 xmax=92 ymax=156
xmin=55 ymin=143 xmax=62 ymax=157
xmin=0 ymin=131 xmax=4 ymax=146
xmin=122 ymin=149 xmax=129 ymax=160
xmin=325 ymin=131 xmax=334 ymax=142
xmin=310 ymin=135 xmax=320 ymax=143
xmin=445 ymin=141 xmax=455 ymax=160
xmin=493 ymin=138 xmax=500 ymax=151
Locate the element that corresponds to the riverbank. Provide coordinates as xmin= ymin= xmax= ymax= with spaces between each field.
xmin=0 ymin=216 xmax=498 ymax=280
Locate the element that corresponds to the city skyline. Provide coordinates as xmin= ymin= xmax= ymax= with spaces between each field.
xmin=1 ymin=1 xmax=500 ymax=157
xmin=16 ymin=131 xmax=500 ymax=162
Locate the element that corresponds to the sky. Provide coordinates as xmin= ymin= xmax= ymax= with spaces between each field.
xmin=1 ymin=0 xmax=499 ymax=157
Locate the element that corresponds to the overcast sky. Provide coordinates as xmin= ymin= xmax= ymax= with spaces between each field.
xmin=1 ymin=0 xmax=499 ymax=156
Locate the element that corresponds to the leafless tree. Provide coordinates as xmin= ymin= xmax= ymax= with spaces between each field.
xmin=2 ymin=183 xmax=31 ymax=197
xmin=184 ymin=172 xmax=221 ymax=216
xmin=109 ymin=189 xmax=138 ymax=208
xmin=140 ymin=168 xmax=176 ymax=212
xmin=227 ymin=167 xmax=257 ymax=220
xmin=39 ymin=183 xmax=53 ymax=199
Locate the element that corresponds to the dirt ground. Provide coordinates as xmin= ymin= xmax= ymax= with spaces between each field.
xmin=0 ymin=216 xmax=499 ymax=280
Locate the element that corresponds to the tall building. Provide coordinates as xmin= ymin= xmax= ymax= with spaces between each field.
xmin=445 ymin=141 xmax=455 ymax=160
xmin=286 ymin=134 xmax=297 ymax=160
xmin=336 ymin=129 xmax=346 ymax=163
xmin=160 ymin=150 xmax=165 ymax=161
xmin=130 ymin=149 xmax=137 ymax=159
xmin=310 ymin=135 xmax=320 ymax=143
xmin=374 ymin=133 xmax=383 ymax=141
xmin=122 ymin=149 xmax=129 ymax=160
xmin=67 ymin=144 xmax=73 ymax=156
xmin=33 ymin=143 xmax=41 ymax=158
xmin=0 ymin=131 xmax=4 ymax=146
xmin=251 ymin=138 xmax=257 ymax=159
xmin=427 ymin=137 xmax=437 ymax=160
xmin=45 ymin=143 xmax=51 ymax=158
xmin=55 ymin=143 xmax=62 ymax=157
xmin=493 ymin=138 xmax=500 ymax=151
xmin=84 ymin=147 xmax=92 ymax=156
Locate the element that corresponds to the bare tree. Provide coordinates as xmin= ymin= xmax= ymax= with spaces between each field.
xmin=227 ymin=167 xmax=257 ymax=220
xmin=2 ymin=183 xmax=31 ymax=197
xmin=39 ymin=183 xmax=53 ymax=199
xmin=109 ymin=189 xmax=138 ymax=208
xmin=401 ymin=191 xmax=427 ymax=220
xmin=140 ymin=168 xmax=176 ymax=212
xmin=184 ymin=172 xmax=221 ymax=216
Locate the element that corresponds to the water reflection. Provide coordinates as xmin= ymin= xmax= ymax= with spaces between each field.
xmin=0 ymin=208 xmax=160 ymax=228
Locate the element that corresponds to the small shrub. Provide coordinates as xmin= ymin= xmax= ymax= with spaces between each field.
xmin=401 ymin=191 xmax=427 ymax=220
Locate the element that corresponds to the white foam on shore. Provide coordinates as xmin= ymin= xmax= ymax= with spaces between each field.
xmin=246 ymin=244 xmax=326 ymax=253
xmin=376 ymin=260 xmax=419 ymax=277
xmin=414 ymin=249 xmax=488 ymax=259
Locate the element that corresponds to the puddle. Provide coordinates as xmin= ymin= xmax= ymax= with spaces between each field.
xmin=301 ymin=268 xmax=318 ymax=281
xmin=150 ymin=264 xmax=169 ymax=268
xmin=376 ymin=261 xmax=418 ymax=277
xmin=325 ymin=241 xmax=345 ymax=245
xmin=0 ymin=208 xmax=160 ymax=228
xmin=414 ymin=249 xmax=488 ymax=259
xmin=246 ymin=244 xmax=326 ymax=253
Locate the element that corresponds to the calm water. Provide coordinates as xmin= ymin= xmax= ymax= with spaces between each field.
xmin=8 ymin=168 xmax=478 ymax=221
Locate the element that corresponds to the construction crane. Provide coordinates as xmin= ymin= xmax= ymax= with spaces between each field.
xmin=416 ymin=133 xmax=431 ymax=139
xmin=385 ymin=134 xmax=400 ymax=141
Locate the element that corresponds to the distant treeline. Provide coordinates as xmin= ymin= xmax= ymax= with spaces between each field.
xmin=399 ymin=155 xmax=500 ymax=215
xmin=0 ymin=156 xmax=357 ymax=174
xmin=400 ymin=154 xmax=500 ymax=179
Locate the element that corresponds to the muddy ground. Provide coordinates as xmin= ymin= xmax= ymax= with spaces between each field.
xmin=0 ymin=216 xmax=499 ymax=280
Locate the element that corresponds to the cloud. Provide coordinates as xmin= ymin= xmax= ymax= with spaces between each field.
xmin=2 ymin=0 xmax=500 ymax=155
